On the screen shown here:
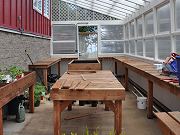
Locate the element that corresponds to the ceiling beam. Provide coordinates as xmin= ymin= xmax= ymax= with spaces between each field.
xmin=124 ymin=0 xmax=144 ymax=7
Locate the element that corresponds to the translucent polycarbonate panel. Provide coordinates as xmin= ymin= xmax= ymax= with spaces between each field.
xmin=137 ymin=17 xmax=143 ymax=37
xmin=53 ymin=42 xmax=77 ymax=54
xmin=157 ymin=37 xmax=171 ymax=60
xmin=145 ymin=39 xmax=155 ymax=58
xmin=176 ymin=35 xmax=180 ymax=53
xmin=101 ymin=41 xmax=124 ymax=53
xmin=145 ymin=11 xmax=154 ymax=35
xmin=101 ymin=25 xmax=123 ymax=40
xmin=157 ymin=3 xmax=171 ymax=33
xmin=125 ymin=41 xmax=129 ymax=53
xmin=175 ymin=0 xmax=180 ymax=30
xmin=129 ymin=40 xmax=135 ymax=55
xmin=53 ymin=25 xmax=76 ymax=41
xmin=125 ymin=24 xmax=129 ymax=39
xmin=68 ymin=3 xmax=76 ymax=20
xmin=137 ymin=40 xmax=143 ymax=56
xmin=130 ymin=21 xmax=134 ymax=38
xmin=79 ymin=33 xmax=97 ymax=59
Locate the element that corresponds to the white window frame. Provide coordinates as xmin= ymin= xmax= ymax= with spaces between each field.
xmin=44 ymin=0 xmax=50 ymax=19
xmin=33 ymin=0 xmax=42 ymax=14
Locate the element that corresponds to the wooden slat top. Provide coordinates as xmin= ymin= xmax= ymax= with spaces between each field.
xmin=114 ymin=56 xmax=180 ymax=97
xmin=51 ymin=70 xmax=125 ymax=101
xmin=155 ymin=112 xmax=180 ymax=135
xmin=168 ymin=111 xmax=180 ymax=124
xmin=29 ymin=57 xmax=61 ymax=69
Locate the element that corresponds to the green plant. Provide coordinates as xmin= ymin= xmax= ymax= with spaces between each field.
xmin=34 ymin=83 xmax=46 ymax=107
xmin=0 ymin=71 xmax=5 ymax=83
xmin=8 ymin=66 xmax=24 ymax=79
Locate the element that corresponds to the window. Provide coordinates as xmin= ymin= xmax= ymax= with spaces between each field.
xmin=145 ymin=39 xmax=155 ymax=58
xmin=145 ymin=11 xmax=154 ymax=35
xmin=175 ymin=0 xmax=180 ymax=30
xmin=44 ymin=0 xmax=50 ymax=18
xmin=52 ymin=25 xmax=77 ymax=54
xmin=125 ymin=41 xmax=129 ymax=53
xmin=130 ymin=21 xmax=134 ymax=38
xmin=137 ymin=40 xmax=143 ymax=56
xmin=125 ymin=24 xmax=129 ymax=39
xmin=33 ymin=0 xmax=42 ymax=14
xmin=157 ymin=37 xmax=171 ymax=60
xmin=129 ymin=40 xmax=135 ymax=55
xmin=157 ymin=3 xmax=171 ymax=33
xmin=137 ymin=17 xmax=143 ymax=37
xmin=101 ymin=41 xmax=124 ymax=53
xmin=175 ymin=35 xmax=180 ymax=54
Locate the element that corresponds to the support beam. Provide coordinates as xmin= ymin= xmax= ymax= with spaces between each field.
xmin=125 ymin=67 xmax=128 ymax=91
xmin=54 ymin=101 xmax=61 ymax=135
xmin=29 ymin=84 xmax=35 ymax=113
xmin=147 ymin=80 xmax=154 ymax=119
xmin=114 ymin=100 xmax=122 ymax=135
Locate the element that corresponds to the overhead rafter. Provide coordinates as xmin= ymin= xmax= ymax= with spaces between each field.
xmin=63 ymin=0 xmax=126 ymax=19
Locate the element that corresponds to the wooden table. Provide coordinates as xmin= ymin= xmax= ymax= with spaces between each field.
xmin=0 ymin=72 xmax=36 ymax=135
xmin=114 ymin=56 xmax=180 ymax=119
xmin=155 ymin=111 xmax=180 ymax=135
xmin=50 ymin=70 xmax=125 ymax=135
xmin=29 ymin=57 xmax=61 ymax=89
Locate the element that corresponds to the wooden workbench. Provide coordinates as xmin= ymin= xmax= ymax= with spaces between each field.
xmin=28 ymin=57 xmax=61 ymax=89
xmin=0 ymin=71 xmax=36 ymax=135
xmin=50 ymin=70 xmax=125 ymax=135
xmin=114 ymin=56 xmax=180 ymax=119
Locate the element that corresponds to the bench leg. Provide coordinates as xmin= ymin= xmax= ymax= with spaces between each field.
xmin=114 ymin=100 xmax=122 ymax=135
xmin=54 ymin=101 xmax=61 ymax=135
xmin=147 ymin=80 xmax=154 ymax=119
xmin=29 ymin=84 xmax=35 ymax=113
xmin=0 ymin=108 xmax=3 ymax=135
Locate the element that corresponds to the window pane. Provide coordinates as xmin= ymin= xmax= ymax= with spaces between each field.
xmin=157 ymin=37 xmax=171 ymax=60
xmin=129 ymin=40 xmax=135 ymax=55
xmin=101 ymin=41 xmax=124 ymax=53
xmin=125 ymin=24 xmax=129 ymax=39
xmin=145 ymin=11 xmax=154 ymax=35
xmin=176 ymin=35 xmax=180 ymax=54
xmin=101 ymin=25 xmax=123 ymax=40
xmin=157 ymin=3 xmax=171 ymax=33
xmin=137 ymin=40 xmax=143 ymax=56
xmin=137 ymin=17 xmax=143 ymax=37
xmin=145 ymin=39 xmax=155 ymax=58
xmin=53 ymin=42 xmax=76 ymax=54
xmin=53 ymin=25 xmax=76 ymax=41
xmin=130 ymin=21 xmax=134 ymax=38
xmin=125 ymin=41 xmax=129 ymax=53
xmin=175 ymin=0 xmax=180 ymax=30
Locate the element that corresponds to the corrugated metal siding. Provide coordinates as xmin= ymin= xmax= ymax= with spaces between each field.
xmin=0 ymin=0 xmax=51 ymax=37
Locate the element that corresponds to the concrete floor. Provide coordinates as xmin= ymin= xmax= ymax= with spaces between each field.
xmin=4 ymin=91 xmax=162 ymax=135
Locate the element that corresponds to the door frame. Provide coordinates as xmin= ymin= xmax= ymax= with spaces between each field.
xmin=77 ymin=24 xmax=98 ymax=59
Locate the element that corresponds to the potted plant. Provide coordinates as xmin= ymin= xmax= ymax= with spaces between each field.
xmin=8 ymin=66 xmax=24 ymax=80
xmin=34 ymin=83 xmax=46 ymax=107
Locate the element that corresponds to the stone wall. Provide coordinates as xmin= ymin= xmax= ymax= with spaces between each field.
xmin=0 ymin=31 xmax=50 ymax=71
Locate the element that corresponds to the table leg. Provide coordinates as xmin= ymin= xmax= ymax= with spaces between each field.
xmin=68 ymin=104 xmax=72 ymax=111
xmin=54 ymin=101 xmax=61 ymax=135
xmin=29 ymin=84 xmax=35 ymax=113
xmin=125 ymin=67 xmax=128 ymax=91
xmin=57 ymin=61 xmax=61 ymax=77
xmin=43 ymin=69 xmax=48 ymax=90
xmin=147 ymin=80 xmax=153 ymax=119
xmin=0 ymin=108 xmax=3 ymax=135
xmin=114 ymin=100 xmax=122 ymax=135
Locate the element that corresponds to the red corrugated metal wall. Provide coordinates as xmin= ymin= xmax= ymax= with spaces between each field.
xmin=0 ymin=0 xmax=51 ymax=37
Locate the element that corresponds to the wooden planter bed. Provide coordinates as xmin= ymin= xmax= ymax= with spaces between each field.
xmin=68 ymin=59 xmax=101 ymax=71
xmin=0 ymin=71 xmax=36 ymax=135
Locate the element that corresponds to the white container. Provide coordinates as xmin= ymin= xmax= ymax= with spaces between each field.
xmin=137 ymin=97 xmax=147 ymax=109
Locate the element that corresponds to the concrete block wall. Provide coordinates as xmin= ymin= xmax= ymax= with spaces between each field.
xmin=0 ymin=31 xmax=50 ymax=71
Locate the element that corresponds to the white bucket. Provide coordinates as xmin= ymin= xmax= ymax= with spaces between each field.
xmin=137 ymin=97 xmax=147 ymax=109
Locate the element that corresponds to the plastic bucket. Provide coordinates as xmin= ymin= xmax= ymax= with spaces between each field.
xmin=137 ymin=97 xmax=147 ymax=109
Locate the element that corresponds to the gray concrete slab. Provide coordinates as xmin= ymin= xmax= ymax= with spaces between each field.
xmin=4 ymin=91 xmax=162 ymax=135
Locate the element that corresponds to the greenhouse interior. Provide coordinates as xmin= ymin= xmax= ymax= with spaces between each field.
xmin=0 ymin=0 xmax=179 ymax=135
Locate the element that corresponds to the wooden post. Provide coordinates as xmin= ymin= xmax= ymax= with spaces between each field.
xmin=147 ymin=80 xmax=154 ymax=119
xmin=115 ymin=61 xmax=117 ymax=75
xmin=125 ymin=67 xmax=128 ymax=91
xmin=54 ymin=101 xmax=61 ymax=135
xmin=29 ymin=85 xmax=35 ymax=113
xmin=43 ymin=69 xmax=48 ymax=90
xmin=105 ymin=104 xmax=110 ymax=111
xmin=0 ymin=108 xmax=3 ymax=135
xmin=57 ymin=61 xmax=61 ymax=77
xmin=67 ymin=104 xmax=72 ymax=111
xmin=114 ymin=100 xmax=122 ymax=135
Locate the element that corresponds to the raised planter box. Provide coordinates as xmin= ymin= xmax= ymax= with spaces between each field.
xmin=68 ymin=59 xmax=101 ymax=71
